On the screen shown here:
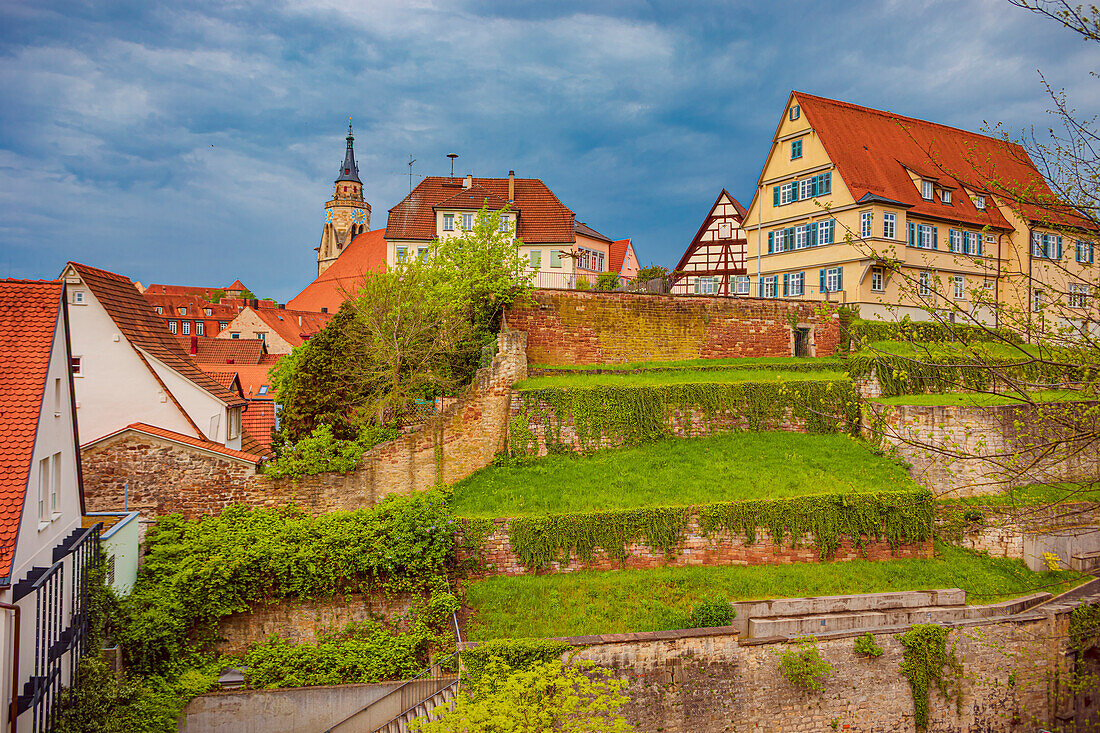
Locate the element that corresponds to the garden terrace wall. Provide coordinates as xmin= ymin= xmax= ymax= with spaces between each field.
xmin=509 ymin=380 xmax=859 ymax=456
xmin=865 ymin=400 xmax=1100 ymax=497
xmin=82 ymin=331 xmax=527 ymax=520
xmin=504 ymin=289 xmax=841 ymax=366
xmin=455 ymin=511 xmax=932 ymax=577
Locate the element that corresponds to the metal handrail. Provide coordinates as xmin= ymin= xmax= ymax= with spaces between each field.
xmin=374 ymin=676 xmax=460 ymax=733
xmin=321 ymin=653 xmax=459 ymax=733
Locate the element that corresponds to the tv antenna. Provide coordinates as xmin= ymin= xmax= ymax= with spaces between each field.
xmin=407 ymin=154 xmax=416 ymax=192
xmin=447 ymin=153 xmax=458 ymax=178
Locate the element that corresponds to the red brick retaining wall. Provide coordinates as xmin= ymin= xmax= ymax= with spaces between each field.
xmin=504 ymin=290 xmax=841 ymax=366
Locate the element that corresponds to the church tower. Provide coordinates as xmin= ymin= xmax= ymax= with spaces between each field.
xmin=317 ymin=122 xmax=371 ymax=276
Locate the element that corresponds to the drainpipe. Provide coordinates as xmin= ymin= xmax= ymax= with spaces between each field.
xmin=756 ymin=183 xmax=762 ymax=293
xmin=0 ymin=601 xmax=19 ymax=733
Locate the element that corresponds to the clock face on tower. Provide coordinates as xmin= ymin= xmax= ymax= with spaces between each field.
xmin=325 ymin=209 xmax=333 ymax=224
xmin=352 ymin=208 xmax=365 ymax=224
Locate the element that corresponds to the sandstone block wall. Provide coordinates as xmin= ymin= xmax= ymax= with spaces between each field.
xmin=505 ymin=290 xmax=841 ymax=366
xmin=456 ymin=513 xmax=932 ymax=577
xmin=82 ymin=331 xmax=527 ymax=520
xmin=864 ymin=400 xmax=1100 ymax=497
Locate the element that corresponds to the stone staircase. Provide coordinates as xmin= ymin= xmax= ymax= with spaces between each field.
xmin=372 ymin=679 xmax=460 ymax=733
xmin=734 ymin=589 xmax=1053 ymax=639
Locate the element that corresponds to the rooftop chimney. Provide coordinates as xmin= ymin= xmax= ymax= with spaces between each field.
xmin=463 ymin=174 xmax=472 ymax=189
xmin=189 ymin=335 xmax=199 ymax=355
xmin=508 ymin=170 xmax=515 ymax=203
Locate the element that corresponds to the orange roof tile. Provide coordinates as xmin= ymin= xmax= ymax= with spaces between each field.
xmin=241 ymin=401 xmax=277 ymax=454
xmin=793 ymin=92 xmax=1095 ymax=231
xmin=239 ymin=426 xmax=268 ymax=457
xmin=177 ymin=336 xmax=265 ymax=365
xmin=0 ymin=280 xmax=64 ymax=579
xmin=227 ymin=280 xmax=248 ymax=291
xmin=434 ymin=185 xmax=511 ymax=212
xmin=246 ymin=307 xmax=332 ymax=348
xmin=85 ymin=422 xmax=262 ymax=464
xmin=287 ymin=228 xmax=388 ymax=313
xmin=69 ymin=263 xmax=246 ymax=409
xmin=201 ymin=364 xmax=277 ymax=399
xmin=609 ymin=238 xmax=635 ymax=275
xmin=387 ymin=177 xmax=576 ymax=243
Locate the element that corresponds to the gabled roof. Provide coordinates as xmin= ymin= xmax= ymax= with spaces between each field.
xmin=83 ymin=423 xmax=262 ymax=464
xmin=287 ymin=228 xmax=388 ymax=313
xmin=0 ymin=280 xmax=65 ymax=579
xmin=177 ymin=336 xmax=265 ymax=365
xmin=208 ymin=371 xmax=242 ymax=393
xmin=434 ymin=185 xmax=511 ymax=211
xmin=793 ymin=91 xmax=1095 ymax=231
xmin=609 ymin=239 xmax=635 ymax=275
xmin=200 ymin=364 xmax=277 ymax=399
xmin=241 ymin=401 xmax=277 ymax=454
xmin=145 ymin=293 xmax=238 ymax=323
xmin=143 ymin=281 xmax=249 ymax=298
xmin=68 ymin=263 xmax=246 ymax=409
xmin=575 ymin=221 xmax=612 ymax=243
xmin=244 ymin=307 xmax=332 ymax=348
xmin=227 ymin=280 xmax=248 ymax=291
xmin=387 ymin=176 xmax=576 ymax=243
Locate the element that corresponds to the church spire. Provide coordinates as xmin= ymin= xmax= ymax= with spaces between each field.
xmin=336 ymin=121 xmax=361 ymax=184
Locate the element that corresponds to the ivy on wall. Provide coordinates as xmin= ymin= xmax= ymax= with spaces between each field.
xmin=505 ymin=491 xmax=932 ymax=571
xmin=848 ymin=319 xmax=1023 ymax=346
xmin=460 ymin=639 xmax=574 ymax=697
xmin=898 ymin=624 xmax=962 ymax=732
xmin=511 ymin=381 xmax=862 ymax=456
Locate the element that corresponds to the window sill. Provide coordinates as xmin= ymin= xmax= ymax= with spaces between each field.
xmin=871 ymin=289 xmax=885 ymax=294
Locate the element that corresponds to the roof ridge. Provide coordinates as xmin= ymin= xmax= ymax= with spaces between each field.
xmin=794 ymin=91 xmax=1026 ymax=152
xmin=69 ymin=261 xmax=133 ymax=282
xmin=0 ymin=278 xmax=62 ymax=285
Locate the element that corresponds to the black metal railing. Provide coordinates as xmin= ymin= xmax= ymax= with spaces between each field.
xmin=12 ymin=524 xmax=101 ymax=733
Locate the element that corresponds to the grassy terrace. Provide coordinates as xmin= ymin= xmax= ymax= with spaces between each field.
xmin=463 ymin=543 xmax=1086 ymax=640
xmin=517 ymin=368 xmax=848 ymax=390
xmin=872 ymin=390 xmax=1091 ymax=407
xmin=531 ymin=356 xmax=845 ymax=372
xmin=449 ymin=432 xmax=917 ymax=518
xmin=939 ymin=483 xmax=1100 ymax=506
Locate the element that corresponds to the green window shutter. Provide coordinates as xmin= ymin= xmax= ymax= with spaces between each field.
xmin=783 ymin=273 xmax=790 ymax=296
xmin=759 ymin=279 xmax=765 ymax=297
xmin=550 ymin=250 xmax=562 ymax=268
xmin=827 ymin=220 xmax=835 ymax=244
xmin=932 ymin=226 xmax=938 ymax=250
xmin=789 ymin=182 xmax=798 ymax=203
xmin=787 ymin=228 xmax=795 ymax=250
xmin=773 ymin=186 xmax=780 ymax=207
xmin=807 ymin=222 xmax=816 ymax=246
xmin=1056 ymin=236 xmax=1063 ymax=259
xmin=768 ymin=231 xmax=774 ymax=254
xmin=822 ymin=172 xmax=831 ymax=195
xmin=820 ymin=268 xmax=827 ymax=293
xmin=908 ymin=222 xmax=915 ymax=246
xmin=837 ymin=267 xmax=843 ymax=291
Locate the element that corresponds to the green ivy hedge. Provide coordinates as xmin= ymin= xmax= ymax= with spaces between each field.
xmin=511 ymin=381 xmax=861 ymax=455
xmin=506 ymin=490 xmax=932 ymax=570
xmin=848 ymin=319 xmax=1023 ymax=346
xmin=532 ymin=360 xmax=844 ymax=376
xmin=460 ymin=639 xmax=574 ymax=697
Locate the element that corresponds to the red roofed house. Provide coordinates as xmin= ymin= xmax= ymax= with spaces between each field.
xmin=732 ymin=91 xmax=1097 ymax=328
xmin=610 ymin=238 xmax=640 ymax=284
xmin=288 ymin=227 xmax=387 ymax=313
xmin=0 ymin=279 xmax=106 ymax=730
xmin=60 ymin=263 xmax=248 ymax=451
xmin=216 ymin=306 xmax=333 ymax=355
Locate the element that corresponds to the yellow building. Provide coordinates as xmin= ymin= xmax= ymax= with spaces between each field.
xmin=710 ymin=92 xmax=1096 ymax=330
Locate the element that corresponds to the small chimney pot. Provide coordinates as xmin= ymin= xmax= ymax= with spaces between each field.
xmin=508 ymin=170 xmax=515 ymax=202
xmin=463 ymin=174 xmax=472 ymax=189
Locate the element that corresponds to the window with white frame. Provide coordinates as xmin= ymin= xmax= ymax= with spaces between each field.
xmin=462 ymin=213 xmax=473 ymax=230
xmin=883 ymin=213 xmax=895 ymax=239
xmin=179 ymin=307 xmax=187 ymax=316
xmin=499 ymin=216 xmax=510 ymax=233
xmin=72 ymin=290 xmax=85 ymax=304
xmin=789 ymin=104 xmax=800 ymax=120
xmin=219 ymin=321 xmax=228 ymax=329
xmin=983 ymin=279 xmax=995 ymax=291
xmin=795 ymin=225 xmax=809 ymax=249
xmin=71 ymin=356 xmax=81 ymax=376
xmin=965 ymin=232 xmax=981 ymax=256
xmin=182 ymin=321 xmax=190 ymax=335
xmin=918 ymin=271 xmax=931 ymax=296
xmin=38 ymin=456 xmax=50 ymax=523
xmin=154 ymin=306 xmax=163 ymax=314
xmin=734 ymin=276 xmax=750 ymax=295
xmin=529 ymin=250 xmax=542 ymax=269
xmin=917 ymin=224 xmax=934 ymax=249
xmin=1069 ymin=283 xmax=1089 ymax=308
xmin=1032 ymin=289 xmax=1044 ymax=312
xmin=921 ymin=180 xmax=933 ymax=200
xmin=789 ymin=272 xmax=805 ymax=296
xmin=228 ymin=408 xmax=240 ymax=440
xmin=169 ymin=321 xmax=177 ymax=334
xmin=50 ymin=453 xmax=60 ymax=516
xmin=871 ymin=267 xmax=884 ymax=292
xmin=204 ymin=308 xmax=212 ymax=316
xmin=763 ymin=275 xmax=778 ymax=298
xmin=779 ymin=182 xmax=795 ymax=205
xmin=974 ymin=195 xmax=986 ymax=210
xmin=443 ymin=214 xmax=454 ymax=231
xmin=196 ymin=322 xmax=205 ymax=336
xmin=949 ymin=229 xmax=962 ymax=253
xmin=577 ymin=247 xmax=605 ymax=271
xmin=1077 ymin=239 xmax=1096 ymax=264
xmin=418 ymin=247 xmax=429 ymax=260
xmin=952 ymin=275 xmax=965 ymax=300
xmin=718 ymin=222 xmax=732 ymax=239
xmin=825 ymin=267 xmax=841 ymax=293
xmin=695 ymin=276 xmax=719 ymax=295
xmin=860 ymin=211 xmax=872 ymax=238
xmin=941 ymin=189 xmax=952 ymax=204
xmin=396 ymin=247 xmax=408 ymax=262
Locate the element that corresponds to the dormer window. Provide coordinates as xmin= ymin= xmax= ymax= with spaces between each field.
xmin=975 ymin=195 xmax=986 ymax=210
xmin=179 ymin=307 xmax=187 ymax=316
xmin=154 ymin=306 xmax=163 ymax=314
xmin=72 ymin=290 xmax=85 ymax=304
xmin=204 ymin=308 xmax=212 ymax=316
xmin=789 ymin=105 xmax=800 ymax=121
xmin=921 ymin=180 xmax=933 ymax=200
xmin=940 ymin=190 xmax=952 ymax=204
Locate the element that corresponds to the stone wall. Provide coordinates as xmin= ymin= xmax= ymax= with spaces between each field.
xmin=505 ymin=290 xmax=841 ymax=366
xmin=82 ymin=331 xmax=527 ymax=520
xmin=864 ymin=400 xmax=1100 ymax=497
xmin=940 ymin=502 xmax=1100 ymax=570
xmin=456 ymin=512 xmax=932 ymax=577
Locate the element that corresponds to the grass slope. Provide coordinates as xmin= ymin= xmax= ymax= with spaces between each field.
xmin=938 ymin=483 xmax=1100 ymax=506
xmin=449 ymin=433 xmax=917 ymax=518
xmin=464 ymin=543 xmax=1085 ymax=640
xmin=517 ymin=368 xmax=847 ymax=390
xmin=872 ymin=390 xmax=1090 ymax=407
xmin=530 ymin=356 xmax=845 ymax=372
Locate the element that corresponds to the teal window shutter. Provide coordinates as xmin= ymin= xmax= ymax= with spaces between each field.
xmin=787 ymin=227 xmax=795 ymax=250
xmin=783 ymin=273 xmax=790 ymax=296
xmin=808 ymin=222 xmax=816 ymax=246
xmin=822 ymin=172 xmax=831 ymax=195
xmin=827 ymin=220 xmax=835 ymax=244
xmin=773 ymin=186 xmax=780 ymax=207
xmin=1056 ymin=236 xmax=1063 ymax=259
xmin=790 ymin=182 xmax=798 ymax=203
xmin=908 ymin=222 xmax=915 ymax=246
xmin=837 ymin=267 xmax=843 ymax=291
xmin=1042 ymin=234 xmax=1049 ymax=258
xmin=820 ymin=269 xmax=827 ymax=293
xmin=932 ymin=226 xmax=938 ymax=250
xmin=759 ymin=279 xmax=765 ymax=297
xmin=768 ymin=231 xmax=774 ymax=254
xmin=976 ymin=236 xmax=983 ymax=257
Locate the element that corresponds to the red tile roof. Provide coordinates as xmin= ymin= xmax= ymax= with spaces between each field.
xmin=246 ymin=307 xmax=332 ymax=348
xmin=227 ymin=280 xmax=248 ymax=292
xmin=239 ymin=427 xmax=267 ymax=457
xmin=143 ymin=281 xmax=250 ymax=298
xmin=201 ymin=364 xmax=277 ymax=399
xmin=387 ymin=177 xmax=576 ymax=243
xmin=434 ymin=185 xmax=511 ymax=212
xmin=575 ymin=221 xmax=612 ymax=243
xmin=794 ymin=92 xmax=1095 ymax=231
xmin=287 ymin=228 xmax=388 ymax=313
xmin=85 ymin=423 xmax=262 ymax=464
xmin=609 ymin=238 xmax=634 ymax=275
xmin=144 ymin=293 xmax=238 ymax=330
xmin=0 ymin=280 xmax=64 ymax=579
xmin=177 ymin=336 xmax=265 ymax=365
xmin=68 ymin=263 xmax=246 ymax=409
xmin=241 ymin=401 xmax=277 ymax=454
xmin=208 ymin=371 xmax=241 ymax=392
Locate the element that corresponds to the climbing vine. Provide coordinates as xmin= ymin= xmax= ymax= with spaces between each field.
xmin=506 ymin=490 xmax=932 ymax=570
xmin=848 ymin=319 xmax=1023 ymax=345
xmin=1069 ymin=602 xmax=1100 ymax=652
xmin=697 ymin=491 xmax=933 ymax=559
xmin=460 ymin=639 xmax=573 ymax=697
xmin=898 ymin=624 xmax=962 ymax=732
xmin=510 ymin=380 xmax=862 ymax=456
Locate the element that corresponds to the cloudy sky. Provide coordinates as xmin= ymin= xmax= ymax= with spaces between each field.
xmin=1 ymin=0 xmax=1096 ymax=301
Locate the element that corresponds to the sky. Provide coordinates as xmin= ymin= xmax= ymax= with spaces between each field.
xmin=0 ymin=0 xmax=1096 ymax=302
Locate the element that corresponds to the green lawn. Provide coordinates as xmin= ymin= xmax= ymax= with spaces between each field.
xmin=938 ymin=483 xmax=1100 ymax=506
xmin=449 ymin=433 xmax=918 ymax=518
xmin=463 ymin=543 xmax=1086 ymax=640
xmin=872 ymin=389 xmax=1091 ymax=407
xmin=531 ymin=356 xmax=844 ymax=372
xmin=860 ymin=340 xmax=1037 ymax=359
xmin=517 ymin=368 xmax=848 ymax=390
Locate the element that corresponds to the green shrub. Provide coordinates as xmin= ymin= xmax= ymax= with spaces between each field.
xmin=461 ymin=639 xmax=573 ymax=697
xmin=594 ymin=272 xmax=621 ymax=291
xmin=574 ymin=278 xmax=592 ymax=291
xmin=265 ymin=423 xmax=398 ymax=479
xmin=779 ymin=637 xmax=833 ymax=692
xmin=853 ymin=632 xmax=884 ymax=658
xmin=689 ymin=598 xmax=736 ymax=628
xmin=848 ymin=318 xmax=1023 ymax=345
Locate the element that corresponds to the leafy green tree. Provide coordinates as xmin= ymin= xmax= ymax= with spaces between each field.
xmin=633 ymin=264 xmax=669 ymax=284
xmin=412 ymin=659 xmax=636 ymax=733
xmin=594 ymin=271 xmax=621 ymax=291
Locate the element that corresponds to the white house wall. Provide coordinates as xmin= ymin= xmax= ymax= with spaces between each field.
xmin=142 ymin=352 xmax=237 ymax=449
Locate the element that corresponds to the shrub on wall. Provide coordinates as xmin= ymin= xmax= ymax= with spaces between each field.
xmin=511 ymin=380 xmax=861 ymax=456
xmin=460 ymin=639 xmax=574 ymax=698
xmin=848 ymin=318 xmax=1023 ymax=346
xmin=779 ymin=637 xmax=833 ymax=692
xmin=264 ymin=423 xmax=399 ymax=479
xmin=898 ymin=624 xmax=962 ymax=731
xmin=853 ymin=632 xmax=884 ymax=658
